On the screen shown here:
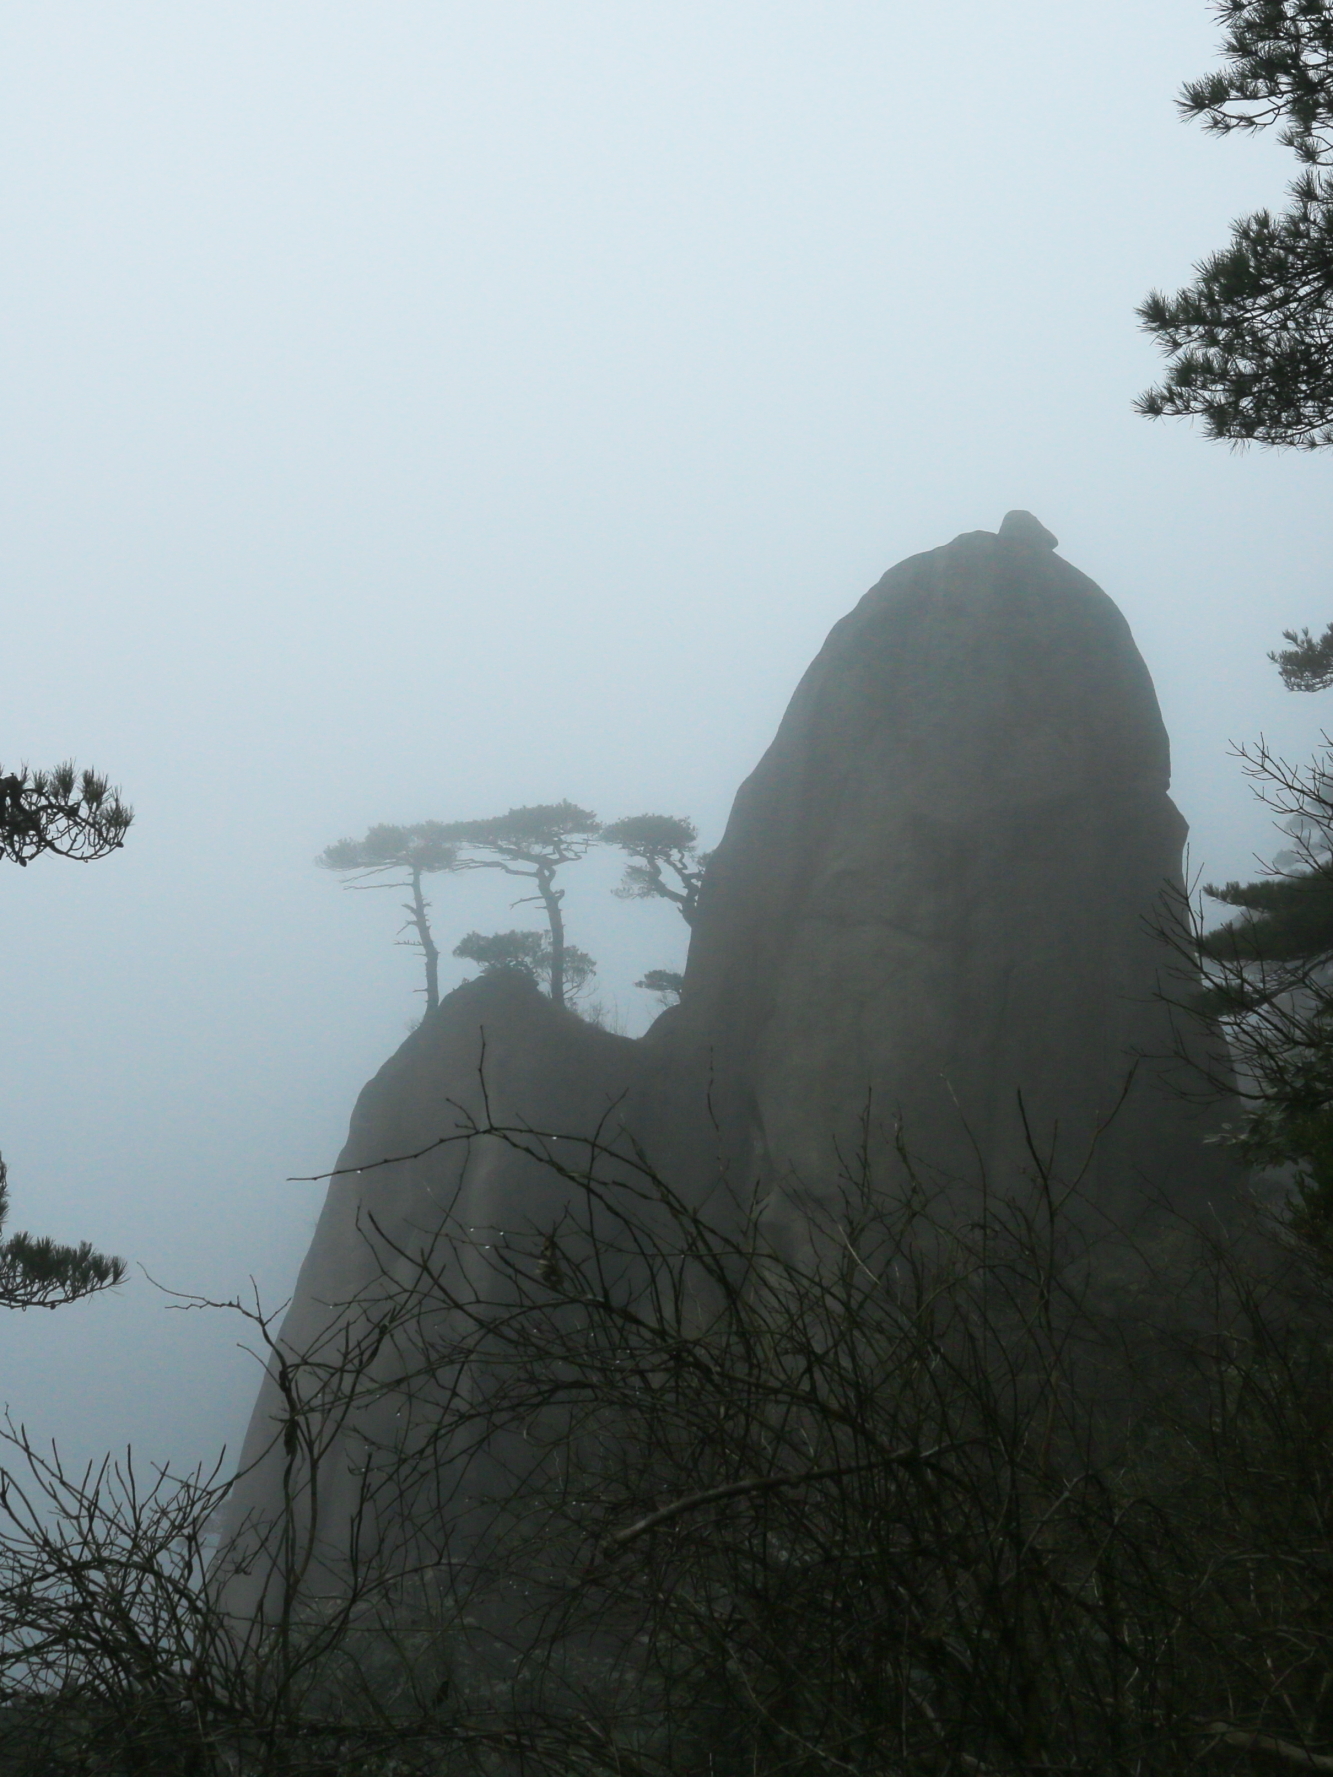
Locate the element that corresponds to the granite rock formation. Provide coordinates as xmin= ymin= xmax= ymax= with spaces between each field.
xmin=219 ymin=970 xmax=643 ymax=1623
xmin=220 ymin=514 xmax=1237 ymax=1617
xmin=653 ymin=510 xmax=1231 ymax=1246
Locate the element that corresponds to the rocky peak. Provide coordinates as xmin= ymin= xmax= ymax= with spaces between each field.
xmin=997 ymin=508 xmax=1059 ymax=549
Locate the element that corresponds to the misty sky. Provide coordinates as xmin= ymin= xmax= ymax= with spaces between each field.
xmin=3 ymin=1 xmax=1331 ymax=1470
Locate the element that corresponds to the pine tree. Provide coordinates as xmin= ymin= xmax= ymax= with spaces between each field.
xmin=439 ymin=803 xmax=600 ymax=1010
xmin=1139 ymin=7 xmax=1333 ymax=1155
xmin=1192 ymin=742 xmax=1333 ymax=1245
xmin=601 ymin=813 xmax=709 ymax=926
xmin=452 ymin=928 xmax=596 ymax=1003
xmin=1138 ymin=0 xmax=1333 ymax=448
xmin=0 ymin=763 xmax=131 ymax=867
xmin=0 ymin=1156 xmax=124 ymax=1310
xmin=634 ymin=968 xmax=684 ymax=1007
xmin=0 ymin=759 xmax=130 ymax=1308
xmin=317 ymin=823 xmax=459 ymax=1011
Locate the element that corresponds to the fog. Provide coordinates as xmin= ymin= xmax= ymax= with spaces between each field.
xmin=1 ymin=0 xmax=1328 ymax=1471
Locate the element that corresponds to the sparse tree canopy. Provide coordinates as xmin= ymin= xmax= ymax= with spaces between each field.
xmin=1138 ymin=0 xmax=1333 ymax=447
xmin=1272 ymin=622 xmax=1333 ymax=689
xmin=0 ymin=763 xmax=132 ymax=868
xmin=317 ymin=823 xmax=459 ymax=1012
xmin=453 ymin=928 xmax=596 ymax=1003
xmin=635 ymin=967 xmax=684 ymax=1006
xmin=318 ymin=823 xmax=459 ymax=878
xmin=1186 ymin=739 xmax=1333 ymax=1244
xmin=602 ymin=813 xmax=709 ymax=926
xmin=444 ymin=802 xmax=601 ymax=856
xmin=440 ymin=802 xmax=601 ymax=1010
xmin=0 ymin=1156 xmax=124 ymax=1311
xmin=1199 ymin=749 xmax=1333 ymax=979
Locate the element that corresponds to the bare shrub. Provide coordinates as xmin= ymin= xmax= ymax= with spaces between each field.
xmin=0 ymin=1114 xmax=1328 ymax=1774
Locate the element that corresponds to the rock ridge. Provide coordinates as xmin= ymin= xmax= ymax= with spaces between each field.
xmin=219 ymin=515 xmax=1240 ymax=1600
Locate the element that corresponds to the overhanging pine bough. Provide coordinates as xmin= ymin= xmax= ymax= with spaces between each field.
xmin=0 ymin=760 xmax=130 ymax=1307
xmin=0 ymin=763 xmax=131 ymax=868
xmin=1138 ymin=1 xmax=1333 ymax=449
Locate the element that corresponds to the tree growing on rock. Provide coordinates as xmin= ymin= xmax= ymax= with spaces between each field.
xmin=452 ymin=928 xmax=597 ymax=1003
xmin=634 ymin=967 xmax=684 ymax=1007
xmin=602 ymin=814 xmax=706 ymax=1009
xmin=601 ymin=813 xmax=708 ymax=926
xmin=317 ymin=823 xmax=460 ymax=1012
xmin=441 ymin=803 xmax=601 ymax=1010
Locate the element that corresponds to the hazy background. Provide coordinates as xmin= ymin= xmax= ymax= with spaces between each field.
xmin=1 ymin=0 xmax=1328 ymax=1470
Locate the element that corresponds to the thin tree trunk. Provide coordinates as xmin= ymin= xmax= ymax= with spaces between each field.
xmin=408 ymin=868 xmax=439 ymax=1012
xmin=537 ymin=863 xmax=566 ymax=1007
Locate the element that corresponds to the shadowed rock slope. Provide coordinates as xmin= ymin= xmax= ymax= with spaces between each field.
xmin=218 ymin=970 xmax=646 ymax=1621
xmin=220 ymin=515 xmax=1238 ymax=1602
xmin=654 ymin=510 xmax=1234 ymax=1244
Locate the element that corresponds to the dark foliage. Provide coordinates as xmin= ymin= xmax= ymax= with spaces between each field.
xmin=0 ymin=759 xmax=129 ymax=1308
xmin=601 ymin=815 xmax=709 ymax=927
xmin=0 ymin=763 xmax=131 ymax=868
xmin=3 ymin=1108 xmax=1333 ymax=1775
xmin=1173 ymin=736 xmax=1333 ymax=1253
xmin=0 ymin=1156 xmax=124 ymax=1310
xmin=317 ymin=823 xmax=460 ymax=1012
xmin=1203 ymin=866 xmax=1333 ymax=961
xmin=1138 ymin=0 xmax=1333 ymax=447
xmin=1273 ymin=621 xmax=1333 ymax=689
xmin=634 ymin=968 xmax=684 ymax=1005
xmin=437 ymin=804 xmax=601 ymax=1010
xmin=452 ymin=928 xmax=596 ymax=1003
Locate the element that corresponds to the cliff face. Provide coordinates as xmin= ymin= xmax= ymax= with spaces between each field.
xmin=251 ymin=969 xmax=642 ymax=1373
xmin=658 ymin=511 xmax=1230 ymax=1242
xmin=219 ymin=971 xmax=645 ymax=1622
xmin=220 ymin=515 xmax=1237 ymax=1602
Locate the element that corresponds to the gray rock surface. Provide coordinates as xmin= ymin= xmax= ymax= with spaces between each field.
xmin=218 ymin=971 xmax=643 ymax=1621
xmin=657 ymin=518 xmax=1234 ymax=1244
xmin=219 ymin=516 xmax=1238 ymax=1613
xmin=997 ymin=507 xmax=1059 ymax=549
